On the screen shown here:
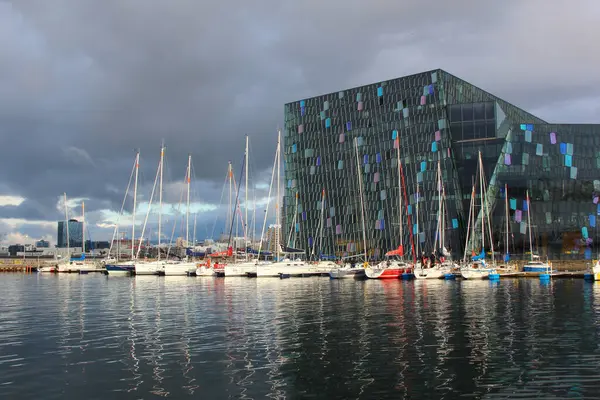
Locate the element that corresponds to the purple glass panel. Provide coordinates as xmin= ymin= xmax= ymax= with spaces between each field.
xmin=374 ymin=172 xmax=380 ymax=183
xmin=435 ymin=130 xmax=441 ymax=141
xmin=504 ymin=154 xmax=511 ymax=165
xmin=550 ymin=132 xmax=557 ymax=144
xmin=358 ymin=101 xmax=363 ymax=111
xmin=420 ymin=95 xmax=426 ymax=105
xmin=335 ymin=224 xmax=342 ymax=235
xmin=515 ymin=209 xmax=522 ymax=223
xmin=316 ymin=156 xmax=321 ymax=166
xmin=346 ymin=121 xmax=352 ymax=131
xmin=298 ymin=124 xmax=304 ymax=134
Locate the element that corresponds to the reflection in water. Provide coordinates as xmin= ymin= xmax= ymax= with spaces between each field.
xmin=1 ymin=276 xmax=600 ymax=398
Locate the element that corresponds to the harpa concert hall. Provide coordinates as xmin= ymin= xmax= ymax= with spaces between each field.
xmin=283 ymin=69 xmax=600 ymax=261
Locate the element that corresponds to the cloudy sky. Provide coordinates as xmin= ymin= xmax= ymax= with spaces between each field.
xmin=1 ymin=0 xmax=599 ymax=246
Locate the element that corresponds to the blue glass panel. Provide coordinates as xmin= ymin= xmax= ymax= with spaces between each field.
xmin=302 ymin=211 xmax=307 ymax=221
xmin=560 ymin=143 xmax=567 ymax=154
xmin=320 ymin=111 xmax=325 ymax=120
xmin=380 ymin=219 xmax=385 ymax=230
xmin=421 ymin=161 xmax=426 ymax=172
xmin=510 ymin=198 xmax=517 ymax=210
xmin=452 ymin=218 xmax=458 ymax=229
xmin=520 ymin=124 xmax=526 ymax=130
xmin=377 ymin=87 xmax=383 ymax=97
xmin=590 ymin=215 xmax=596 ymax=228
xmin=325 ymin=118 xmax=331 ymax=128
xmin=295 ymin=223 xmax=300 ymax=233
xmin=565 ymin=154 xmax=572 ymax=167
xmin=582 ymin=226 xmax=589 ymax=239
xmin=428 ymin=84 xmax=434 ymax=95
xmin=523 ymin=200 xmax=528 ymax=211
xmin=316 ymin=156 xmax=321 ymax=166
xmin=301 ymin=106 xmax=305 ymax=116
xmin=346 ymin=121 xmax=351 ymax=131
xmin=413 ymin=224 xmax=418 ymax=235
xmin=363 ymin=154 xmax=368 ymax=164
xmin=300 ymin=100 xmax=305 ymax=107
xmin=337 ymin=160 xmax=343 ymax=169
xmin=525 ymin=130 xmax=532 ymax=142
xmin=308 ymin=236 xmax=313 ymax=247
xmin=376 ymin=153 xmax=381 ymax=163
xmin=567 ymin=143 xmax=573 ymax=155
xmin=407 ymin=205 xmax=412 ymax=215
xmin=392 ymin=130 xmax=398 ymax=140
xmin=431 ymin=142 xmax=437 ymax=152
xmin=292 ymin=144 xmax=297 ymax=153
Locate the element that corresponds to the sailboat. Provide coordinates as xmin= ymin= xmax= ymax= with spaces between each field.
xmin=414 ymin=161 xmax=454 ymax=279
xmin=105 ymin=151 xmax=140 ymax=275
xmin=224 ymin=137 xmax=269 ymax=277
xmin=164 ymin=154 xmax=197 ymax=276
xmin=134 ymin=145 xmax=165 ymax=275
xmin=522 ymin=190 xmax=552 ymax=273
xmin=254 ymin=130 xmax=315 ymax=277
xmin=496 ymin=184 xmax=516 ymax=273
xmin=331 ymin=137 xmax=370 ymax=279
xmin=461 ymin=151 xmax=497 ymax=279
xmin=72 ymin=201 xmax=101 ymax=272
xmin=366 ymin=140 xmax=413 ymax=279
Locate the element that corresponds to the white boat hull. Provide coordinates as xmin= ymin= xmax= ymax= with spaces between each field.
xmin=164 ymin=262 xmax=195 ymax=276
xmin=461 ymin=269 xmax=490 ymax=279
xmin=414 ymin=267 xmax=447 ymax=280
xmin=329 ymin=268 xmax=365 ymax=279
xmin=255 ymin=261 xmax=328 ymax=277
xmin=135 ymin=262 xmax=163 ymax=275
xmin=195 ymin=266 xmax=215 ymax=276
xmin=224 ymin=262 xmax=261 ymax=277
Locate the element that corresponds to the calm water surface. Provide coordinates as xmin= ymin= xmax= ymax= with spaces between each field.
xmin=0 ymin=275 xmax=599 ymax=399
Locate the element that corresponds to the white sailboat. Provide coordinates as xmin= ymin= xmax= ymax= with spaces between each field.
xmin=105 ymin=151 xmax=140 ymax=275
xmin=414 ymin=161 xmax=453 ymax=279
xmin=332 ymin=137 xmax=369 ymax=279
xmin=134 ymin=145 xmax=165 ymax=275
xmin=72 ymin=201 xmax=102 ymax=272
xmin=461 ymin=151 xmax=497 ymax=279
xmin=224 ymin=136 xmax=266 ymax=277
xmin=164 ymin=154 xmax=197 ymax=276
xmin=522 ymin=190 xmax=552 ymax=273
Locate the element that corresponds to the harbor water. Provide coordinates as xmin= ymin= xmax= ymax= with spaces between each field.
xmin=1 ymin=275 xmax=599 ymax=398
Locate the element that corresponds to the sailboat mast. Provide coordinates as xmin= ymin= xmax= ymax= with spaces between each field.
xmin=193 ymin=213 xmax=197 ymax=248
xmin=318 ymin=189 xmax=325 ymax=258
xmin=82 ymin=201 xmax=85 ymax=254
xmin=276 ymin=130 xmax=281 ymax=262
xmin=478 ymin=151 xmax=485 ymax=253
xmin=415 ymin=181 xmax=420 ymax=257
xmin=396 ymin=144 xmax=403 ymax=258
xmin=245 ymin=135 xmax=249 ymax=255
xmin=228 ymin=161 xmax=232 ymax=238
xmin=132 ymin=151 xmax=139 ymax=260
xmin=64 ymin=193 xmax=70 ymax=256
xmin=526 ymin=190 xmax=533 ymax=262
xmin=158 ymin=145 xmax=164 ymax=262
xmin=354 ymin=137 xmax=368 ymax=263
xmin=186 ymin=154 xmax=191 ymax=253
xmin=505 ymin=184 xmax=509 ymax=259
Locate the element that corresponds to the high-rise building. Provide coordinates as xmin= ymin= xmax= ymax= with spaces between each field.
xmin=57 ymin=219 xmax=83 ymax=248
xmin=35 ymin=239 xmax=50 ymax=248
xmin=283 ymin=69 xmax=600 ymax=261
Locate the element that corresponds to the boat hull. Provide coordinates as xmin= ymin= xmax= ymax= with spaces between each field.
xmin=195 ymin=266 xmax=215 ymax=276
xmin=164 ymin=263 xmax=195 ymax=276
xmin=461 ymin=269 xmax=490 ymax=279
xmin=105 ymin=264 xmax=134 ymax=275
xmin=364 ymin=267 xmax=404 ymax=279
xmin=329 ymin=268 xmax=365 ymax=279
xmin=523 ymin=265 xmax=550 ymax=272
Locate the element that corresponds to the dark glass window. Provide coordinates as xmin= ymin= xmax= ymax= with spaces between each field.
xmin=485 ymin=102 xmax=494 ymax=119
xmin=474 ymin=121 xmax=486 ymax=138
xmin=462 ymin=104 xmax=473 ymax=121
xmin=473 ymin=103 xmax=485 ymax=120
xmin=485 ymin=121 xmax=496 ymax=138
xmin=462 ymin=122 xmax=475 ymax=140
xmin=449 ymin=104 xmax=461 ymax=122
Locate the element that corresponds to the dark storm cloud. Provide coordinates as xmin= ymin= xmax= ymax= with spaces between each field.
xmin=1 ymin=0 xmax=599 ymax=242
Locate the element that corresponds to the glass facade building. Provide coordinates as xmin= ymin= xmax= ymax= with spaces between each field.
xmin=283 ymin=69 xmax=600 ymax=261
xmin=57 ymin=219 xmax=83 ymax=248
